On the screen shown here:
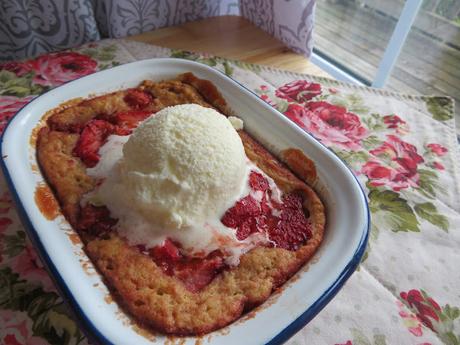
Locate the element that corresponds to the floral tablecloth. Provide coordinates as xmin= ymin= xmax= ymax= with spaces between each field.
xmin=0 ymin=39 xmax=459 ymax=345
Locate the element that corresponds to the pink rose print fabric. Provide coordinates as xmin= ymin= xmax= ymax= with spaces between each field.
xmin=0 ymin=61 xmax=31 ymax=77
xmin=9 ymin=244 xmax=55 ymax=293
xmin=426 ymin=143 xmax=448 ymax=156
xmin=397 ymin=289 xmax=458 ymax=343
xmin=276 ymin=80 xmax=322 ymax=102
xmin=397 ymin=300 xmax=424 ymax=336
xmin=0 ymin=96 xmax=35 ymax=133
xmin=363 ymin=135 xmax=424 ymax=191
xmin=283 ymin=101 xmax=368 ymax=150
xmin=361 ymin=159 xmax=418 ymax=191
xmin=0 ymin=52 xmax=98 ymax=86
xmin=383 ymin=114 xmax=409 ymax=134
xmin=2 ymin=52 xmax=98 ymax=87
xmin=400 ymin=289 xmax=441 ymax=331
xmin=27 ymin=52 xmax=97 ymax=86
xmin=0 ymin=311 xmax=49 ymax=345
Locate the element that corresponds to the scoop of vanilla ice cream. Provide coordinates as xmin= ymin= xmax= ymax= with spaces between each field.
xmin=120 ymin=104 xmax=246 ymax=229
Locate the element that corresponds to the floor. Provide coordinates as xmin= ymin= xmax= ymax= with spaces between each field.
xmin=314 ymin=0 xmax=460 ymax=133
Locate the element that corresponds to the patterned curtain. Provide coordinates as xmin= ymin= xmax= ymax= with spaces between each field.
xmin=0 ymin=0 xmax=101 ymax=61
xmin=0 ymin=0 xmax=315 ymax=61
xmin=93 ymin=0 xmax=240 ymax=38
xmin=240 ymin=0 xmax=316 ymax=57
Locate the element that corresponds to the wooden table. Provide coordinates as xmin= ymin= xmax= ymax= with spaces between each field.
xmin=129 ymin=15 xmax=331 ymax=78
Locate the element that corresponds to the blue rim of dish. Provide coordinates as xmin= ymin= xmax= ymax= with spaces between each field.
xmin=0 ymin=58 xmax=370 ymax=345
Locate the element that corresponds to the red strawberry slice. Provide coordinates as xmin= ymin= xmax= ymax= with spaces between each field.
xmin=249 ymin=171 xmax=269 ymax=192
xmin=149 ymin=241 xmax=225 ymax=291
xmin=221 ymin=195 xmax=261 ymax=229
xmin=149 ymin=238 xmax=182 ymax=275
xmin=235 ymin=217 xmax=259 ymax=240
xmin=173 ymin=251 xmax=226 ymax=293
xmin=123 ymin=89 xmax=153 ymax=109
xmin=78 ymin=204 xmax=117 ymax=236
xmin=113 ymin=110 xmax=152 ymax=132
xmin=73 ymin=119 xmax=115 ymax=167
xmin=221 ymin=194 xmax=268 ymax=240
xmin=222 ymin=169 xmax=311 ymax=249
xmin=149 ymin=238 xmax=182 ymax=262
xmin=267 ymin=193 xmax=312 ymax=250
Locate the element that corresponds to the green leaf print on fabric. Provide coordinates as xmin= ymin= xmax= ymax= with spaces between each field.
xmin=3 ymin=230 xmax=26 ymax=257
xmin=442 ymin=305 xmax=460 ymax=322
xmin=78 ymin=45 xmax=120 ymax=71
xmin=275 ymin=99 xmax=289 ymax=113
xmin=335 ymin=150 xmax=370 ymax=165
xmin=350 ymin=328 xmax=387 ymax=345
xmin=170 ymin=50 xmax=218 ymax=67
xmin=417 ymin=169 xmax=442 ymax=199
xmin=369 ymin=221 xmax=380 ymax=241
xmin=335 ymin=149 xmax=370 ymax=173
xmin=329 ymin=94 xmax=370 ymax=115
xmin=0 ymin=267 xmax=84 ymax=345
xmin=0 ymin=267 xmax=36 ymax=310
xmin=368 ymin=189 xmax=420 ymax=232
xmin=32 ymin=303 xmax=85 ymax=345
xmin=441 ymin=332 xmax=460 ymax=345
xmin=361 ymin=135 xmax=383 ymax=151
xmin=359 ymin=223 xmax=378 ymax=265
xmin=232 ymin=60 xmax=261 ymax=73
xmin=422 ymin=96 xmax=454 ymax=122
xmin=80 ymin=44 xmax=118 ymax=62
xmin=170 ymin=50 xmax=261 ymax=76
xmin=222 ymin=61 xmax=234 ymax=76
xmin=362 ymin=113 xmax=386 ymax=132
xmin=0 ymin=70 xmax=46 ymax=97
xmin=414 ymin=202 xmax=449 ymax=232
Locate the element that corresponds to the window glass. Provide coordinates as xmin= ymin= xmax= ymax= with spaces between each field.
xmin=314 ymin=0 xmax=405 ymax=83
xmin=315 ymin=0 xmax=460 ymax=132
xmin=390 ymin=0 xmax=460 ymax=131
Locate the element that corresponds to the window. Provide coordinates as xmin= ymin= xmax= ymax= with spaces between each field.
xmin=313 ymin=0 xmax=460 ymax=132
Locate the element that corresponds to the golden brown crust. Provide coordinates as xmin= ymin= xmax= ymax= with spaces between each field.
xmin=47 ymin=91 xmax=131 ymax=132
xmin=48 ymin=105 xmax=98 ymax=132
xmin=37 ymin=128 xmax=95 ymax=225
xmin=36 ymin=74 xmax=326 ymax=336
xmin=282 ymin=148 xmax=318 ymax=186
xmin=177 ymin=72 xmax=234 ymax=115
xmin=140 ymin=80 xmax=212 ymax=110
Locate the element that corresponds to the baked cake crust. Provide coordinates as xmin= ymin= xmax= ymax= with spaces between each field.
xmin=36 ymin=73 xmax=325 ymax=335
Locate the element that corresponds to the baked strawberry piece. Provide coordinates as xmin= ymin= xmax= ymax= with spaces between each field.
xmin=112 ymin=110 xmax=152 ymax=132
xmin=123 ymin=89 xmax=153 ymax=109
xmin=73 ymin=119 xmax=115 ymax=167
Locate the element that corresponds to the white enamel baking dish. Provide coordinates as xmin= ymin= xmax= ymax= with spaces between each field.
xmin=0 ymin=58 xmax=369 ymax=345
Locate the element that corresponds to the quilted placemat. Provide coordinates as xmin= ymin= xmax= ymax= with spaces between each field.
xmin=0 ymin=39 xmax=458 ymax=345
